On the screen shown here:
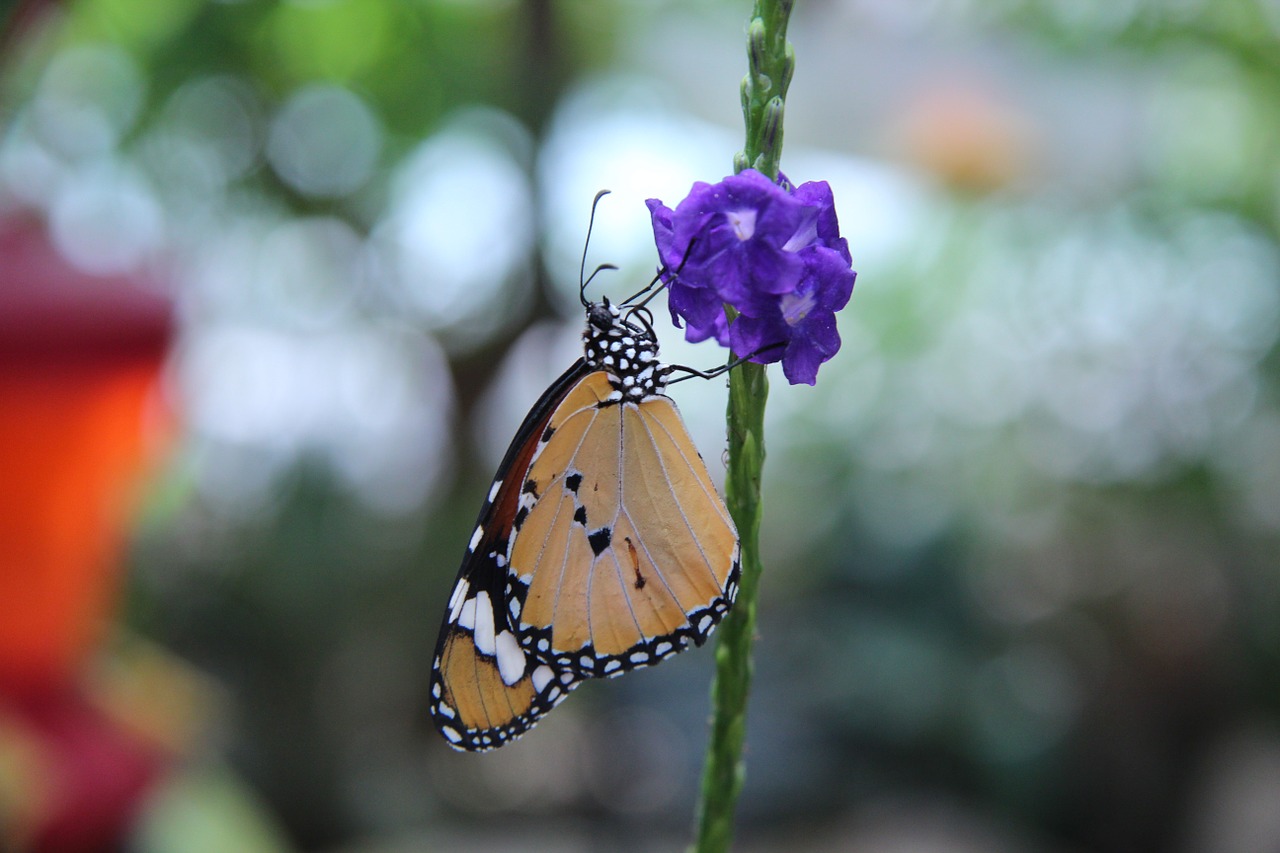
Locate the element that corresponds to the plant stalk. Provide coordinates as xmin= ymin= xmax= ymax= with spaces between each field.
xmin=691 ymin=2 xmax=794 ymax=851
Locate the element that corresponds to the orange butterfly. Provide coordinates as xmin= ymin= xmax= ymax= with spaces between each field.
xmin=429 ymin=236 xmax=740 ymax=751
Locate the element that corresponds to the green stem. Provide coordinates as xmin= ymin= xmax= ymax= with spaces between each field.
xmin=734 ymin=0 xmax=795 ymax=182
xmin=691 ymin=2 xmax=794 ymax=852
xmin=691 ymin=357 xmax=768 ymax=853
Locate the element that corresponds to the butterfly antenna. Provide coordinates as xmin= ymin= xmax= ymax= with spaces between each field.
xmin=580 ymin=189 xmax=612 ymax=307
xmin=583 ymin=262 xmax=619 ymax=295
xmin=624 ymin=236 xmax=701 ymax=311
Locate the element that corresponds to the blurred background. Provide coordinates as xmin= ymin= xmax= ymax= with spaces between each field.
xmin=2 ymin=0 xmax=1279 ymax=850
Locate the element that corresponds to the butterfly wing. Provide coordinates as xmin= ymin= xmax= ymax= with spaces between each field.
xmin=432 ymin=611 xmax=578 ymax=751
xmin=429 ymin=360 xmax=590 ymax=752
xmin=431 ymin=360 xmax=740 ymax=751
xmin=506 ymin=371 xmax=741 ymax=678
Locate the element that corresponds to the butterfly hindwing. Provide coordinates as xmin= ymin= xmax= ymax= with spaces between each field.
xmin=507 ymin=371 xmax=740 ymax=679
xmin=432 ymin=604 xmax=579 ymax=751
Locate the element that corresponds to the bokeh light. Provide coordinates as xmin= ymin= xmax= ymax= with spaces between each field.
xmin=266 ymin=84 xmax=382 ymax=199
xmin=373 ymin=110 xmax=534 ymax=349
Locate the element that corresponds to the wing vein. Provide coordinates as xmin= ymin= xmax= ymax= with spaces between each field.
xmin=587 ymin=408 xmax=646 ymax=653
xmin=643 ymin=403 xmax=734 ymax=528
xmin=633 ymin=404 xmax=722 ymax=596
xmin=618 ymin=503 xmax=687 ymax=624
xmin=520 ymin=404 xmax=601 ymax=640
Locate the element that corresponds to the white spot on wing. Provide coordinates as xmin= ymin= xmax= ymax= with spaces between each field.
xmin=448 ymin=579 xmax=470 ymax=622
xmin=489 ymin=480 xmax=502 ymax=503
xmin=473 ymin=591 xmax=496 ymax=655
xmin=495 ymin=630 xmax=526 ymax=685
xmin=532 ymin=665 xmax=553 ymax=693
xmin=469 ymin=525 xmax=484 ymax=552
xmin=458 ymin=596 xmax=477 ymax=630
xmin=441 ymin=726 xmax=462 ymax=743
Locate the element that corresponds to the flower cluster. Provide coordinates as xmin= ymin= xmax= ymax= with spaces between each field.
xmin=647 ymin=169 xmax=856 ymax=385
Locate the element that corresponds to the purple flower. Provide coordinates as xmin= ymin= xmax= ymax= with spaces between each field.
xmin=648 ymin=197 xmax=732 ymax=346
xmin=729 ymin=247 xmax=856 ymax=385
xmin=647 ymin=169 xmax=856 ymax=385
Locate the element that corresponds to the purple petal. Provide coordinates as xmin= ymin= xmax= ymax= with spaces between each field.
xmin=780 ymin=315 xmax=837 ymax=385
xmin=729 ymin=312 xmax=789 ymax=363
xmin=803 ymin=246 xmax=857 ymax=311
xmin=686 ymin=307 xmax=730 ymax=346
xmin=799 ymin=310 xmax=841 ymax=357
xmin=793 ymin=180 xmax=852 ymax=264
xmin=645 ymin=198 xmax=681 ymax=271
xmin=780 ymin=342 xmax=822 ymax=385
xmin=669 ymin=277 xmax=726 ymax=337
xmin=670 ymin=171 xmax=811 ymax=306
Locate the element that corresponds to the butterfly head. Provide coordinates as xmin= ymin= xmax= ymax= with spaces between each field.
xmin=583 ymin=298 xmax=666 ymax=402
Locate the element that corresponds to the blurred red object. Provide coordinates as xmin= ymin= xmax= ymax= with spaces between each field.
xmin=0 ymin=217 xmax=172 ymax=692
xmin=0 ymin=217 xmax=174 ymax=851
xmin=1 ymin=2 xmax=63 ymax=58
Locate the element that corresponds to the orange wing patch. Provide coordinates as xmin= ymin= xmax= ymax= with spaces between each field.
xmin=432 ymin=597 xmax=579 ymax=751
xmin=508 ymin=372 xmax=740 ymax=679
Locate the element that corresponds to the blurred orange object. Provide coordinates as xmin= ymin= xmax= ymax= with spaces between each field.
xmin=0 ymin=217 xmax=174 ymax=851
xmin=894 ymin=77 xmax=1036 ymax=193
xmin=0 ymin=218 xmax=173 ymax=695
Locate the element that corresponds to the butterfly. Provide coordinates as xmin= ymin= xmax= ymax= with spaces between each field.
xmin=428 ymin=211 xmax=740 ymax=752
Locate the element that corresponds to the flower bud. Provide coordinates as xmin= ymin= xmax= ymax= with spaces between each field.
xmin=761 ymin=97 xmax=785 ymax=154
xmin=780 ymin=43 xmax=795 ymax=97
xmin=746 ymin=18 xmax=767 ymax=74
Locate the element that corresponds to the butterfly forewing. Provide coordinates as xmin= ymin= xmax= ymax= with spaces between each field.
xmin=428 ymin=361 xmax=590 ymax=752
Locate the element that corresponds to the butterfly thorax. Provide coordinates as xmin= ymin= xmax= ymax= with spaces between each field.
xmin=583 ymin=300 xmax=665 ymax=403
